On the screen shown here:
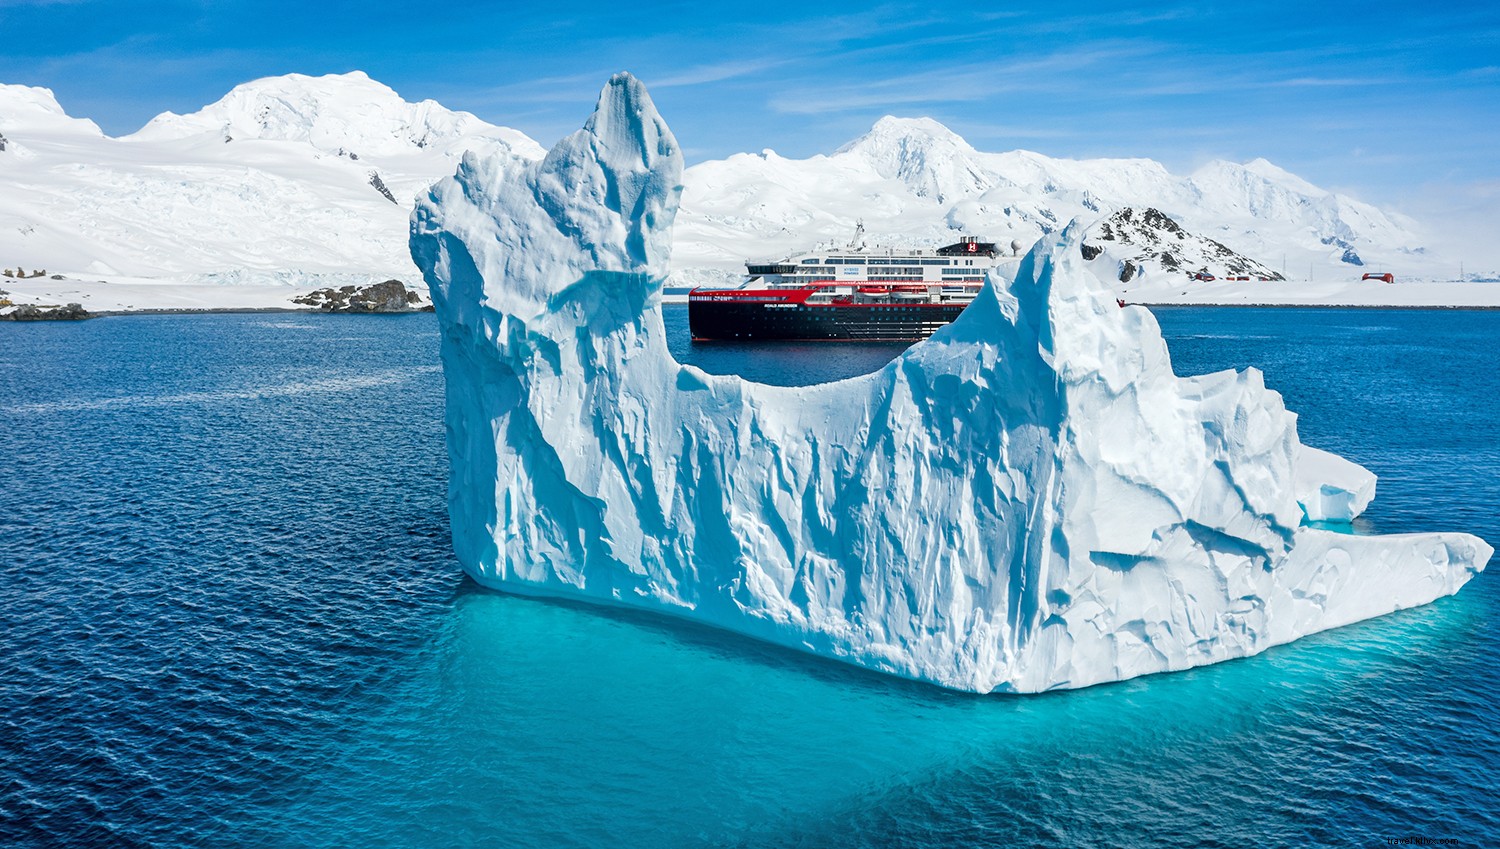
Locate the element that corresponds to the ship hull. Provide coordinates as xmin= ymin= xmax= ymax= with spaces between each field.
xmin=688 ymin=300 xmax=968 ymax=342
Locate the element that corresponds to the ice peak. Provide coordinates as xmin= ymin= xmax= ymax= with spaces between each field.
xmin=1239 ymin=157 xmax=1328 ymax=197
xmin=0 ymin=83 xmax=103 ymax=136
xmin=226 ymin=71 xmax=403 ymax=109
xmin=874 ymin=114 xmax=962 ymax=136
xmin=127 ymin=70 xmax=541 ymax=159
xmin=0 ymin=83 xmax=66 ymax=117
xmin=1194 ymin=157 xmax=1329 ymax=200
xmin=583 ymin=72 xmax=675 ymax=167
xmin=837 ymin=115 xmax=991 ymax=202
xmin=839 ymin=115 xmax=974 ymax=156
xmin=412 ymin=72 xmax=681 ymax=319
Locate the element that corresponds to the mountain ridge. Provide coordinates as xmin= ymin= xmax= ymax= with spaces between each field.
xmin=0 ymin=71 xmax=1471 ymax=288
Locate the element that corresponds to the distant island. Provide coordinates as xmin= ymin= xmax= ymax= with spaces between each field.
xmin=291 ymin=280 xmax=432 ymax=313
xmin=0 ymin=292 xmax=90 ymax=321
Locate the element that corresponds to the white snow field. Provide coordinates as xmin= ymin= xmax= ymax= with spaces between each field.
xmin=0 ymin=73 xmax=541 ymax=311
xmin=3 ymin=71 xmax=1498 ymax=312
xmin=409 ymin=74 xmax=1491 ymax=693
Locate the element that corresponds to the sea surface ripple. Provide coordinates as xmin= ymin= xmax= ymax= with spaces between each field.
xmin=1 ymin=306 xmax=1495 ymax=848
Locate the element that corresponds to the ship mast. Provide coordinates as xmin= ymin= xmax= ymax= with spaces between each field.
xmin=848 ymin=220 xmax=866 ymax=251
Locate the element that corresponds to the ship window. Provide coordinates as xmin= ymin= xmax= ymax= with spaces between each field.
xmin=802 ymin=258 xmax=820 ymax=264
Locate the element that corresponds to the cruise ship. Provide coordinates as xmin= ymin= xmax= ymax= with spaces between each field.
xmin=688 ymin=234 xmax=1001 ymax=342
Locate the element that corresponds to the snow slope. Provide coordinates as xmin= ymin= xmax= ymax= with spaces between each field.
xmin=0 ymin=74 xmax=540 ymax=289
xmin=411 ymin=74 xmax=1490 ymax=693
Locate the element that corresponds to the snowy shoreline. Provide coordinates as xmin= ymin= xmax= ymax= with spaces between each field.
xmin=1117 ymin=281 xmax=1500 ymax=309
xmin=0 ymin=276 xmax=433 ymax=317
xmin=1138 ymin=301 xmax=1500 ymax=310
xmin=7 ymin=288 xmax=1500 ymax=319
xmin=6 ymin=267 xmax=1499 ymax=319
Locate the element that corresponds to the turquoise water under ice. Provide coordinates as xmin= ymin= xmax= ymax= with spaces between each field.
xmin=1 ymin=306 xmax=1496 ymax=847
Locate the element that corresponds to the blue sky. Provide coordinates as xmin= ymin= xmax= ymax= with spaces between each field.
xmin=4 ymin=0 xmax=1498 ymax=212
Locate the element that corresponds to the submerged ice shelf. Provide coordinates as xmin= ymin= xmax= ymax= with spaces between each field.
xmin=410 ymin=74 xmax=1490 ymax=693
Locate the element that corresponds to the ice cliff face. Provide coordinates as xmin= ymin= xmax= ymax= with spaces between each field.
xmin=411 ymin=74 xmax=1491 ymax=693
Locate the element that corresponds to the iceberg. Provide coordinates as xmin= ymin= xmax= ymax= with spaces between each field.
xmin=410 ymin=74 xmax=1491 ymax=693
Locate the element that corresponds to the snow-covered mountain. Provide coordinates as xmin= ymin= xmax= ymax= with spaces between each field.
xmin=127 ymin=71 xmax=539 ymax=160
xmin=0 ymin=72 xmax=1472 ymax=293
xmin=673 ymin=116 xmax=1434 ymax=289
xmin=0 ymin=73 xmax=539 ymax=284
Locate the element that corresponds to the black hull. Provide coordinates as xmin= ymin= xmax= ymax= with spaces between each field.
xmin=689 ymin=301 xmax=968 ymax=341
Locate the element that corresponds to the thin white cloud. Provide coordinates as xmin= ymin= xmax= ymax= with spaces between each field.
xmin=648 ymin=59 xmax=789 ymax=89
xmin=768 ymin=43 xmax=1161 ymax=114
xmin=456 ymin=71 xmax=615 ymax=106
xmin=1275 ymin=76 xmax=1399 ymax=88
xmin=1458 ymin=65 xmax=1500 ymax=79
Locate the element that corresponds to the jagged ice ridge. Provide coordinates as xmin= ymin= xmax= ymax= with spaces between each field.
xmin=412 ymin=74 xmax=1490 ymax=692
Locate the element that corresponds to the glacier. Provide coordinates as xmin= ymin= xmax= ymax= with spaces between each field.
xmin=410 ymin=74 xmax=1491 ymax=693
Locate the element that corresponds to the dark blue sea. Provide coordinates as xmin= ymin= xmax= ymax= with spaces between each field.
xmin=2 ymin=305 xmax=1496 ymax=848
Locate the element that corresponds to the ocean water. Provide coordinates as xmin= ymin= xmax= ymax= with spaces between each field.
xmin=1 ymin=305 xmax=1496 ymax=848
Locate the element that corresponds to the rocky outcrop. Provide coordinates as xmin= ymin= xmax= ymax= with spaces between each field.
xmin=0 ymin=302 xmax=91 ymax=321
xmin=291 ymin=279 xmax=431 ymax=312
xmin=1082 ymin=207 xmax=1285 ymax=283
xmin=368 ymin=171 xmax=397 ymax=204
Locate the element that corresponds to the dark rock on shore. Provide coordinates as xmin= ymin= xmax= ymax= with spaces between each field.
xmin=0 ymin=302 xmax=92 ymax=321
xmin=1085 ymin=207 xmax=1286 ymax=283
xmin=291 ymin=279 xmax=433 ymax=313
